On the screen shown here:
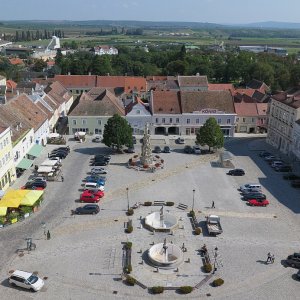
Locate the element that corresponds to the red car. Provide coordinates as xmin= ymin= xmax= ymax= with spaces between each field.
xmin=80 ymin=191 xmax=101 ymax=203
xmin=85 ymin=189 xmax=104 ymax=198
xmin=247 ymin=199 xmax=269 ymax=207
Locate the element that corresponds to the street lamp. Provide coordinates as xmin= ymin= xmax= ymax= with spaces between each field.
xmin=192 ymin=189 xmax=195 ymax=212
xmin=126 ymin=187 xmax=129 ymax=211
xmin=213 ymin=246 xmax=218 ymax=274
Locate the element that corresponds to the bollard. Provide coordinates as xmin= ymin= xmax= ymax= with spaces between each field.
xmin=47 ymin=230 xmax=51 ymax=240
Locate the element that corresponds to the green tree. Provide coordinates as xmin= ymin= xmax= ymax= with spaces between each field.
xmin=102 ymin=114 xmax=133 ymax=151
xmin=32 ymin=59 xmax=47 ymax=72
xmin=196 ymin=117 xmax=224 ymax=152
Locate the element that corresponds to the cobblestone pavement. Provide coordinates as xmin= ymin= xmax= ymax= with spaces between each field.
xmin=0 ymin=135 xmax=299 ymax=300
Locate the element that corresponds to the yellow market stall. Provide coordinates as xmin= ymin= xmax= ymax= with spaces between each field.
xmin=0 ymin=190 xmax=44 ymax=226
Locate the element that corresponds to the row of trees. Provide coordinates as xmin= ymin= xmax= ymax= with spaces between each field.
xmin=55 ymin=45 xmax=300 ymax=91
xmin=103 ymin=114 xmax=223 ymax=152
xmin=14 ymin=29 xmax=65 ymax=42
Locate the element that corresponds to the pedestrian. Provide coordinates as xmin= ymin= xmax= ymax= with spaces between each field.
xmin=266 ymin=252 xmax=272 ymax=263
xmin=61 ymin=175 xmax=64 ymax=182
xmin=271 ymin=254 xmax=275 ymax=264
xmin=211 ymin=201 xmax=215 ymax=208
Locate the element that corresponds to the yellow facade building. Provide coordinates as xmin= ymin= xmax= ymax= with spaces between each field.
xmin=0 ymin=126 xmax=16 ymax=192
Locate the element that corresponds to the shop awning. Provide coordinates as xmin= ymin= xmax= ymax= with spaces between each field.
xmin=16 ymin=158 xmax=33 ymax=170
xmin=27 ymin=144 xmax=43 ymax=158
xmin=0 ymin=207 xmax=7 ymax=216
xmin=20 ymin=190 xmax=43 ymax=206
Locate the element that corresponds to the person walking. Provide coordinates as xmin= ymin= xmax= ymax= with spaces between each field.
xmin=61 ymin=175 xmax=64 ymax=182
xmin=271 ymin=254 xmax=275 ymax=264
xmin=211 ymin=201 xmax=215 ymax=208
xmin=266 ymin=252 xmax=272 ymax=263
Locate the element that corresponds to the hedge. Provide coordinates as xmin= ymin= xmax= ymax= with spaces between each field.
xmin=151 ymin=286 xmax=164 ymax=294
xmin=203 ymin=263 xmax=212 ymax=273
xmin=179 ymin=286 xmax=193 ymax=294
xmin=213 ymin=278 xmax=224 ymax=287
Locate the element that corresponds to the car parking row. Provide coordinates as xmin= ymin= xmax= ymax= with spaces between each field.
xmin=73 ymin=154 xmax=111 ymax=215
xmin=259 ymin=150 xmax=300 ymax=188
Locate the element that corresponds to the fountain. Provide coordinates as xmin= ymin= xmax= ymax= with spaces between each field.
xmin=145 ymin=206 xmax=178 ymax=232
xmin=148 ymin=238 xmax=184 ymax=269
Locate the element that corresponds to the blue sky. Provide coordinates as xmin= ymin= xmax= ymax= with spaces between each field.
xmin=0 ymin=0 xmax=299 ymax=23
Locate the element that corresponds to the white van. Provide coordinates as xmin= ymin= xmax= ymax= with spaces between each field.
xmin=240 ymin=183 xmax=261 ymax=193
xmin=9 ymin=270 xmax=44 ymax=292
xmin=84 ymin=182 xmax=104 ymax=191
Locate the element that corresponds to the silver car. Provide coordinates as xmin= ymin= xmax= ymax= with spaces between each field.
xmin=91 ymin=167 xmax=108 ymax=175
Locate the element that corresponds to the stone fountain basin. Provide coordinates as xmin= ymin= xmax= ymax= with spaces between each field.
xmin=148 ymin=243 xmax=184 ymax=267
xmin=145 ymin=212 xmax=178 ymax=231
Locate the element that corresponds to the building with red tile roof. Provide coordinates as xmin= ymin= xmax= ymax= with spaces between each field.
xmin=208 ymin=83 xmax=234 ymax=92
xmin=9 ymin=58 xmax=24 ymax=65
xmin=234 ymin=101 xmax=268 ymax=133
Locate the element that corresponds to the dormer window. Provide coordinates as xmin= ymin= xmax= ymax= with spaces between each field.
xmin=136 ymin=110 xmax=141 ymax=114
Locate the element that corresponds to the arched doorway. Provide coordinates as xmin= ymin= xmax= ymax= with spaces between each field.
xmin=168 ymin=127 xmax=179 ymax=135
xmin=155 ymin=127 xmax=166 ymax=135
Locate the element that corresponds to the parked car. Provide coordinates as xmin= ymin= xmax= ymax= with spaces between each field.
xmin=291 ymin=180 xmax=300 ymax=188
xmin=9 ymin=270 xmax=44 ymax=292
xmin=91 ymin=160 xmax=108 ymax=166
xmin=49 ymin=152 xmax=67 ymax=159
xmin=91 ymin=167 xmax=108 ymax=175
xmin=227 ymin=169 xmax=245 ymax=176
xmin=85 ymin=176 xmax=105 ymax=186
xmin=286 ymin=253 xmax=300 ymax=268
xmin=184 ymin=145 xmax=193 ymax=154
xmin=85 ymin=189 xmax=104 ymax=198
xmin=92 ymin=135 xmax=102 ymax=143
xmin=80 ymin=191 xmax=101 ymax=203
xmin=28 ymin=176 xmax=47 ymax=183
xmin=271 ymin=161 xmax=284 ymax=168
xmin=21 ymin=181 xmax=47 ymax=190
xmin=54 ymin=146 xmax=70 ymax=153
xmin=242 ymin=187 xmax=262 ymax=194
xmin=243 ymin=193 xmax=266 ymax=201
xmin=264 ymin=155 xmax=277 ymax=161
xmin=176 ymin=137 xmax=185 ymax=144
xmin=259 ymin=151 xmax=272 ymax=157
xmin=52 ymin=149 xmax=68 ymax=155
xmin=84 ymin=182 xmax=104 ymax=191
xmin=247 ymin=199 xmax=269 ymax=207
xmin=240 ymin=183 xmax=261 ymax=193
xmin=193 ymin=145 xmax=201 ymax=154
xmin=48 ymin=157 xmax=61 ymax=162
xmin=94 ymin=154 xmax=111 ymax=160
xmin=153 ymin=146 xmax=162 ymax=153
xmin=75 ymin=204 xmax=100 ymax=215
xmin=163 ymin=146 xmax=171 ymax=153
xmin=296 ymin=270 xmax=300 ymax=279
xmin=275 ymin=165 xmax=292 ymax=172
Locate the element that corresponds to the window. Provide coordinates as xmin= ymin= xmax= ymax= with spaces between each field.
xmin=227 ymin=119 xmax=231 ymax=124
xmin=97 ymin=119 xmax=101 ymax=125
xmin=156 ymin=118 xmax=159 ymax=123
xmin=218 ymin=119 xmax=221 ymax=124
xmin=6 ymin=137 xmax=9 ymax=144
xmin=170 ymin=118 xmax=173 ymax=123
xmin=242 ymin=118 xmax=246 ymax=123
xmin=82 ymin=119 xmax=86 ymax=125
xmin=236 ymin=117 xmax=239 ymax=122
xmin=176 ymin=118 xmax=180 ymax=123
xmin=136 ymin=110 xmax=141 ymax=114
xmin=162 ymin=118 xmax=165 ymax=123
xmin=187 ymin=119 xmax=190 ymax=124
xmin=196 ymin=119 xmax=200 ymax=124
xmin=72 ymin=120 xmax=77 ymax=125
xmin=3 ymin=139 xmax=6 ymax=147
xmin=252 ymin=118 xmax=255 ymax=122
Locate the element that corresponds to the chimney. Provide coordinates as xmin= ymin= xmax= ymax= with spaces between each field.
xmin=196 ymin=73 xmax=200 ymax=76
xmin=88 ymin=72 xmax=91 ymax=76
xmin=68 ymin=72 xmax=71 ymax=75
xmin=107 ymin=73 xmax=110 ymax=76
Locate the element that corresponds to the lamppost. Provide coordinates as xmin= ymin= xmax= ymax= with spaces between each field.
xmin=192 ymin=189 xmax=195 ymax=212
xmin=126 ymin=187 xmax=129 ymax=211
xmin=213 ymin=246 xmax=218 ymax=274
